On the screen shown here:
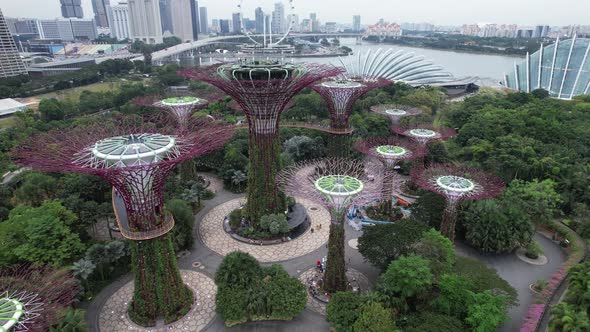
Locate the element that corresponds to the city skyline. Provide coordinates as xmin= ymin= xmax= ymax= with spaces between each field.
xmin=0 ymin=0 xmax=588 ymax=27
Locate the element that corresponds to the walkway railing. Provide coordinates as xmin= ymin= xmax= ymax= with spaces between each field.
xmin=234 ymin=122 xmax=353 ymax=135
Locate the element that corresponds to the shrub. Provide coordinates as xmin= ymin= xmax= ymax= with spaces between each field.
xmin=525 ymin=241 xmax=544 ymax=259
xmin=229 ymin=209 xmax=242 ymax=229
xmin=50 ymin=309 xmax=88 ymax=331
xmin=215 ymin=251 xmax=263 ymax=288
xmin=166 ymin=199 xmax=195 ymax=251
xmin=326 ymin=292 xmax=366 ymax=332
xmin=377 ymin=254 xmax=432 ymax=299
xmin=260 ymin=214 xmax=289 ymax=235
xmin=465 ymin=291 xmax=508 ymax=332
xmin=404 ymin=312 xmax=466 ymax=332
xmin=352 ymin=302 xmax=396 ymax=332
xmin=215 ymin=286 xmax=248 ymax=326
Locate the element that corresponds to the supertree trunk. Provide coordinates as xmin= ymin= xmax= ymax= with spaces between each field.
xmin=245 ymin=132 xmax=284 ymax=226
xmin=383 ymin=166 xmax=397 ymax=217
xmin=324 ymin=211 xmax=347 ymax=293
xmin=440 ymin=202 xmax=458 ymax=243
xmin=327 ymin=134 xmax=351 ymax=158
xmin=129 ymin=233 xmax=193 ymax=326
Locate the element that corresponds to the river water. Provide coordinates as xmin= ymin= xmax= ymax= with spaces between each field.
xmin=177 ymin=38 xmax=522 ymax=86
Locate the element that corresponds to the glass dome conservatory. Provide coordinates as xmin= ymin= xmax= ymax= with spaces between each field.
xmin=504 ymin=37 xmax=590 ymax=99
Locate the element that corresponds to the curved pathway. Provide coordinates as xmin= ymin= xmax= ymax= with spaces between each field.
xmin=199 ymin=197 xmax=331 ymax=262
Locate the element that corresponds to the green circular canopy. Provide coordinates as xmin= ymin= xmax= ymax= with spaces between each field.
xmin=161 ymin=96 xmax=203 ymax=106
xmin=385 ymin=109 xmax=407 ymax=116
xmin=0 ymin=297 xmax=24 ymax=332
xmin=436 ymin=175 xmax=475 ymax=193
xmin=409 ymin=128 xmax=437 ymax=138
xmin=314 ymin=175 xmax=364 ymax=197
xmin=91 ymin=133 xmax=176 ymax=167
xmin=375 ymin=145 xmax=407 ymax=157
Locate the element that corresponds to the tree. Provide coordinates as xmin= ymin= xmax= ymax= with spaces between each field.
xmin=283 ymin=136 xmax=326 ymax=161
xmin=430 ymin=274 xmax=474 ymax=318
xmin=564 ymin=261 xmax=590 ymax=310
xmin=326 ymin=292 xmax=366 ymax=332
xmin=180 ymin=180 xmax=207 ymax=208
xmin=166 ymin=199 xmax=195 ymax=251
xmin=377 ymin=254 xmax=433 ymax=299
xmin=358 ymin=221 xmax=427 ymax=270
xmin=550 ymin=303 xmax=590 ymax=332
xmin=531 ymin=88 xmax=549 ymax=99
xmin=410 ymin=192 xmax=446 ymax=229
xmin=215 ymin=251 xmax=263 ymax=288
xmin=404 ymin=311 xmax=467 ymax=332
xmin=50 ymin=308 xmax=88 ymax=332
xmin=14 ymin=171 xmax=57 ymax=206
xmin=230 ymin=170 xmax=247 ymax=191
xmin=454 ymin=256 xmax=518 ymax=305
xmin=1 ymin=201 xmax=85 ymax=266
xmin=503 ymin=179 xmax=562 ymax=225
xmin=461 ymin=199 xmax=534 ymax=253
xmin=352 ymin=302 xmax=396 ymax=332
xmin=465 ymin=291 xmax=508 ymax=332
xmin=414 ymin=229 xmax=455 ymax=279
xmin=38 ymin=98 xmax=65 ymax=121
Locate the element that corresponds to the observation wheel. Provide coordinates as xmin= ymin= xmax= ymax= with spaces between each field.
xmin=238 ymin=0 xmax=295 ymax=46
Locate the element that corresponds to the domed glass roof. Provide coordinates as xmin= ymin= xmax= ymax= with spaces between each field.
xmin=504 ymin=37 xmax=590 ymax=99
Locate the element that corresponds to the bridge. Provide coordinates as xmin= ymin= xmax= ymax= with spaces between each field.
xmin=235 ymin=121 xmax=353 ymax=135
xmin=134 ymin=33 xmax=362 ymax=62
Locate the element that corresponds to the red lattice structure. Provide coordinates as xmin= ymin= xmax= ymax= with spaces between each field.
xmin=370 ymin=104 xmax=423 ymax=125
xmin=0 ymin=264 xmax=79 ymax=332
xmin=13 ymin=117 xmax=232 ymax=240
xmin=228 ymin=99 xmax=295 ymax=113
xmin=392 ymin=122 xmax=456 ymax=145
xmin=179 ymin=61 xmax=342 ymax=224
xmin=411 ymin=164 xmax=505 ymax=242
xmin=277 ymin=158 xmax=385 ymax=293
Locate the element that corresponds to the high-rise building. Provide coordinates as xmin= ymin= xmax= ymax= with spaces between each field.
xmin=353 ymin=15 xmax=361 ymax=32
xmin=0 ymin=9 xmax=28 ymax=78
xmin=219 ymin=19 xmax=230 ymax=34
xmin=232 ymin=12 xmax=241 ymax=34
xmin=287 ymin=14 xmax=298 ymax=32
xmin=199 ymin=6 xmax=207 ymax=34
xmin=271 ymin=2 xmax=285 ymax=34
xmin=60 ymin=0 xmax=84 ymax=19
xmin=6 ymin=18 xmax=39 ymax=36
xmin=70 ymin=19 xmax=98 ymax=40
xmin=91 ymin=0 xmax=111 ymax=27
xmin=159 ymin=0 xmax=173 ymax=34
xmin=211 ymin=19 xmax=219 ymax=33
xmin=310 ymin=13 xmax=319 ymax=32
xmin=265 ymin=14 xmax=270 ymax=35
xmin=128 ymin=0 xmax=163 ymax=44
xmin=190 ymin=0 xmax=199 ymax=40
xmin=170 ymin=0 xmax=194 ymax=41
xmin=108 ymin=2 xmax=131 ymax=40
xmin=255 ymin=7 xmax=264 ymax=34
xmin=37 ymin=19 xmax=74 ymax=40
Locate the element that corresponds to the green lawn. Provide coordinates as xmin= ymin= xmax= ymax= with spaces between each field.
xmin=35 ymin=81 xmax=122 ymax=102
xmin=0 ymin=116 xmax=16 ymax=129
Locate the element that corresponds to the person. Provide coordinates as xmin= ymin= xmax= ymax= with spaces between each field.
xmin=316 ymin=260 xmax=322 ymax=271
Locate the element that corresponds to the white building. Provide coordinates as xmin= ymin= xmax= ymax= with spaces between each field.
xmin=128 ymin=0 xmax=163 ymax=44
xmin=271 ymin=2 xmax=285 ymax=34
xmin=108 ymin=2 xmax=131 ymax=40
xmin=364 ymin=22 xmax=402 ymax=39
xmin=0 ymin=10 xmax=28 ymax=78
xmin=170 ymin=0 xmax=194 ymax=41
xmin=0 ymin=98 xmax=34 ymax=116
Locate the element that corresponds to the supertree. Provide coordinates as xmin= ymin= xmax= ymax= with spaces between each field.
xmin=311 ymin=78 xmax=390 ymax=157
xmin=370 ymin=104 xmax=423 ymax=125
xmin=228 ymin=99 xmax=295 ymax=113
xmin=392 ymin=122 xmax=456 ymax=146
xmin=179 ymin=60 xmax=342 ymax=225
xmin=411 ymin=164 xmax=505 ymax=242
xmin=277 ymin=159 xmax=385 ymax=293
xmin=0 ymin=264 xmax=79 ymax=332
xmin=355 ymin=136 xmax=427 ymax=216
xmin=13 ymin=117 xmax=234 ymax=326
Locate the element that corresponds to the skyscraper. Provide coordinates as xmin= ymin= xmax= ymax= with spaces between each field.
xmin=219 ymin=19 xmax=230 ymax=34
xmin=60 ymin=0 xmax=84 ymax=19
xmin=353 ymin=15 xmax=361 ymax=32
xmin=128 ymin=0 xmax=164 ymax=44
xmin=255 ymin=7 xmax=264 ymax=34
xmin=232 ymin=12 xmax=241 ymax=34
xmin=108 ymin=2 xmax=131 ymax=40
xmin=170 ymin=0 xmax=194 ymax=41
xmin=190 ymin=0 xmax=199 ymax=40
xmin=0 ymin=9 xmax=28 ymax=78
xmin=271 ymin=2 xmax=285 ymax=34
xmin=159 ymin=0 xmax=173 ymax=34
xmin=91 ymin=0 xmax=111 ymax=27
xmin=199 ymin=6 xmax=207 ymax=34
xmin=310 ymin=13 xmax=319 ymax=32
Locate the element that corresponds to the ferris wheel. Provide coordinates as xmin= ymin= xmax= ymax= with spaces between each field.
xmin=237 ymin=0 xmax=295 ymax=46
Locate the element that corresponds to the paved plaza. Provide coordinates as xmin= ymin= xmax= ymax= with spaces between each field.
xmin=199 ymin=197 xmax=331 ymax=262
xmin=98 ymin=271 xmax=216 ymax=332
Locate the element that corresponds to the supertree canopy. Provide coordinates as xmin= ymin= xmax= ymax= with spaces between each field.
xmin=0 ymin=265 xmax=79 ymax=332
xmin=13 ymin=117 xmax=234 ymax=326
xmin=412 ymin=164 xmax=505 ymax=242
xmin=370 ymin=104 xmax=423 ymax=125
xmin=277 ymin=158 xmax=385 ymax=293
xmin=392 ymin=123 xmax=456 ymax=146
xmin=311 ymin=78 xmax=390 ymax=156
xmin=179 ymin=60 xmax=342 ymax=225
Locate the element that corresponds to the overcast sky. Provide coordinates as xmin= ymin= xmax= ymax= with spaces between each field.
xmin=1 ymin=0 xmax=588 ymax=26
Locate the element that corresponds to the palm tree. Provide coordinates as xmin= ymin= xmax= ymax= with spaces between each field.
xmin=231 ymin=170 xmax=247 ymax=191
xmin=181 ymin=181 xmax=206 ymax=208
xmin=550 ymin=303 xmax=590 ymax=332
xmin=72 ymin=258 xmax=96 ymax=290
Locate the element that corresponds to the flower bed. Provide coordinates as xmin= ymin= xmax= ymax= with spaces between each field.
xmin=520 ymin=221 xmax=587 ymax=332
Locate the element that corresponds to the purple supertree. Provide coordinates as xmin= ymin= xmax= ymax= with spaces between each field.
xmin=228 ymin=99 xmax=295 ymax=113
xmin=13 ymin=117 xmax=234 ymax=325
xmin=311 ymin=78 xmax=390 ymax=157
xmin=355 ymin=136 xmax=427 ymax=215
xmin=0 ymin=264 xmax=79 ymax=332
xmin=370 ymin=104 xmax=423 ymax=125
xmin=277 ymin=158 xmax=385 ymax=293
xmin=392 ymin=122 xmax=456 ymax=146
xmin=411 ymin=164 xmax=505 ymax=242
xmin=179 ymin=60 xmax=342 ymax=225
